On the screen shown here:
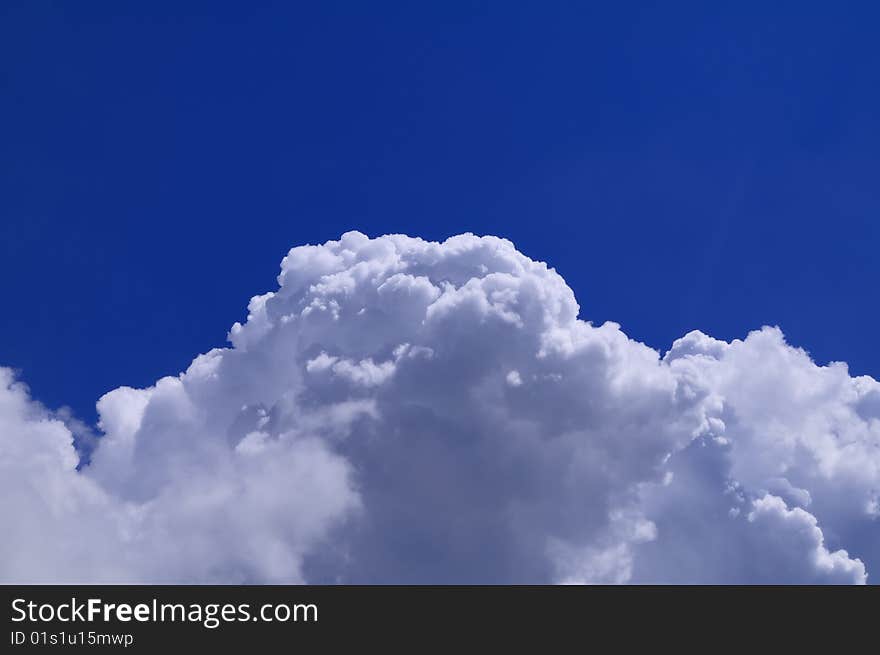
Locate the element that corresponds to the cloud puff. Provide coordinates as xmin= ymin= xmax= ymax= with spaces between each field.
xmin=1 ymin=232 xmax=877 ymax=583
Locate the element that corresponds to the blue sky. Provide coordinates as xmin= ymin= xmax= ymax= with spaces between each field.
xmin=2 ymin=1 xmax=879 ymax=424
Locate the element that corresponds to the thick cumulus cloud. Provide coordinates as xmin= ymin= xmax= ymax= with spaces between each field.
xmin=2 ymin=232 xmax=877 ymax=583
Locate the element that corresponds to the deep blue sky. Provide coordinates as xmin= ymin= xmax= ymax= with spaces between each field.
xmin=2 ymin=1 xmax=879 ymax=423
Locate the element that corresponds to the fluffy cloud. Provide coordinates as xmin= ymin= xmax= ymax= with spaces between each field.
xmin=2 ymin=232 xmax=877 ymax=583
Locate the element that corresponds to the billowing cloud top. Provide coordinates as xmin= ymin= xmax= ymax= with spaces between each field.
xmin=2 ymin=232 xmax=878 ymax=583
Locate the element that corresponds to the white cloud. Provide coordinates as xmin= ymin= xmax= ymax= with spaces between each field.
xmin=0 ymin=369 xmax=128 ymax=583
xmin=746 ymin=495 xmax=865 ymax=584
xmin=1 ymin=231 xmax=877 ymax=583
